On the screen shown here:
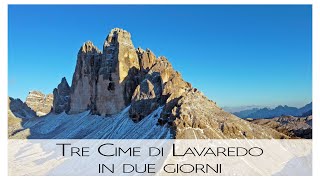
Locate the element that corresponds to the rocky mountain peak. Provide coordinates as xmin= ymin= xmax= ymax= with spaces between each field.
xmin=53 ymin=77 xmax=71 ymax=114
xmin=69 ymin=28 xmax=140 ymax=115
xmin=79 ymin=41 xmax=101 ymax=54
xmin=61 ymin=77 xmax=68 ymax=84
xmin=103 ymin=28 xmax=133 ymax=50
xmin=25 ymin=90 xmax=53 ymax=116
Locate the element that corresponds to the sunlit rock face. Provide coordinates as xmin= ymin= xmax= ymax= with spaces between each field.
xmin=95 ymin=28 xmax=140 ymax=116
xmin=25 ymin=91 xmax=53 ymax=116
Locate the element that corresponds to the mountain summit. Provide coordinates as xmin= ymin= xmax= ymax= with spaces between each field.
xmin=10 ymin=28 xmax=289 ymax=139
xmin=69 ymin=28 xmax=140 ymax=115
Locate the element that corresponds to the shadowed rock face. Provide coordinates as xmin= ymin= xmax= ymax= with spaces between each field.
xmin=25 ymin=91 xmax=53 ymax=116
xmin=8 ymin=97 xmax=36 ymax=138
xmin=9 ymin=97 xmax=37 ymax=119
xmin=129 ymin=77 xmax=162 ymax=122
xmin=53 ymin=77 xmax=71 ymax=114
xmin=69 ymin=41 xmax=102 ymax=114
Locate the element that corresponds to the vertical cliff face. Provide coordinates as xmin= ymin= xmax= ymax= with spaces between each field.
xmin=95 ymin=28 xmax=140 ymax=115
xmin=69 ymin=41 xmax=102 ymax=114
xmin=69 ymin=28 xmax=140 ymax=116
xmin=53 ymin=77 xmax=71 ymax=114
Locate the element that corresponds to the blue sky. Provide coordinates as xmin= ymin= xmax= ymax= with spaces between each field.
xmin=8 ymin=5 xmax=312 ymax=107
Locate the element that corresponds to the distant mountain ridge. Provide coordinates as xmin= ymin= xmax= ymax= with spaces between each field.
xmin=233 ymin=103 xmax=312 ymax=119
xmin=222 ymin=105 xmax=266 ymax=113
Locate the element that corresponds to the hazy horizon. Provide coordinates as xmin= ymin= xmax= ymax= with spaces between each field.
xmin=8 ymin=5 xmax=312 ymax=107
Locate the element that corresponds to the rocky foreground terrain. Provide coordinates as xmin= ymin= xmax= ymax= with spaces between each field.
xmin=8 ymin=28 xmax=311 ymax=139
xmin=250 ymin=115 xmax=312 ymax=139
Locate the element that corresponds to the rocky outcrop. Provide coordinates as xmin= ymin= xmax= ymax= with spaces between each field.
xmin=129 ymin=55 xmax=192 ymax=123
xmin=9 ymin=97 xmax=36 ymax=119
xmin=129 ymin=77 xmax=162 ymax=122
xmin=8 ymin=97 xmax=35 ymax=138
xmin=53 ymin=77 xmax=71 ymax=114
xmin=158 ymin=88 xmax=287 ymax=139
xmin=136 ymin=47 xmax=156 ymax=71
xmin=25 ymin=91 xmax=53 ymax=116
